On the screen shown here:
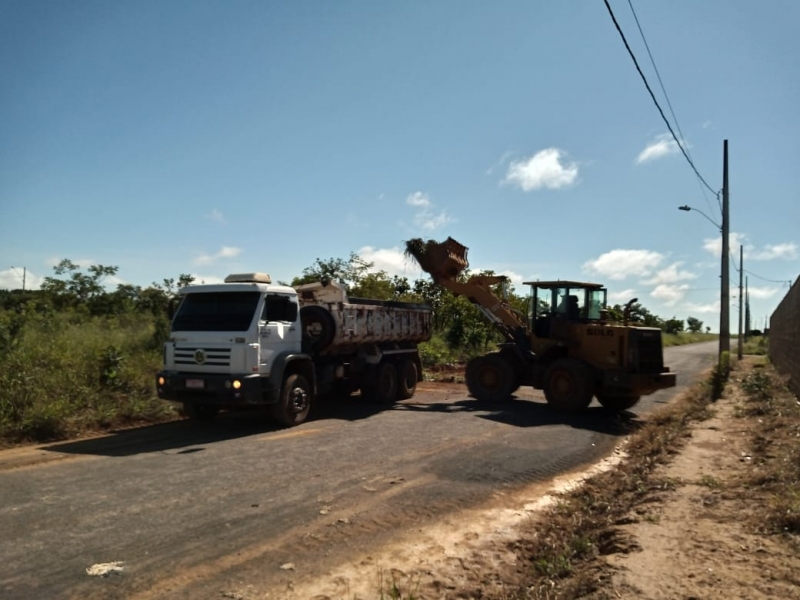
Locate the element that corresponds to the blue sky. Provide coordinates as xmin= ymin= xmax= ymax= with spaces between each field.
xmin=2 ymin=0 xmax=798 ymax=332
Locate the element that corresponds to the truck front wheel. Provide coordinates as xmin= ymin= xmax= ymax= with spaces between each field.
xmin=543 ymin=358 xmax=594 ymax=411
xmin=466 ymin=353 xmax=516 ymax=402
xmin=273 ymin=373 xmax=312 ymax=427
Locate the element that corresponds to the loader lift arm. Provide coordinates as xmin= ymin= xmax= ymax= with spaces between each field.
xmin=404 ymin=237 xmax=527 ymax=344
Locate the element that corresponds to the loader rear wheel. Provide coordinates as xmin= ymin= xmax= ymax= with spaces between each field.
xmin=466 ymin=353 xmax=516 ymax=402
xmin=544 ymin=358 xmax=594 ymax=411
xmin=362 ymin=361 xmax=399 ymax=404
xmin=397 ymin=359 xmax=418 ymax=400
xmin=272 ymin=373 xmax=312 ymax=427
xmin=597 ymin=394 xmax=641 ymax=412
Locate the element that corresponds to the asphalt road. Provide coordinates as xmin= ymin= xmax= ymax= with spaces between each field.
xmin=0 ymin=342 xmax=716 ymax=599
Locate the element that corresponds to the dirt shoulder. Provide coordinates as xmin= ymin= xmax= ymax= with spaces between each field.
xmin=285 ymin=356 xmax=800 ymax=599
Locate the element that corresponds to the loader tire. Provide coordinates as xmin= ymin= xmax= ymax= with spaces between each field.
xmin=597 ymin=394 xmax=641 ymax=412
xmin=544 ymin=358 xmax=594 ymax=411
xmin=466 ymin=353 xmax=516 ymax=402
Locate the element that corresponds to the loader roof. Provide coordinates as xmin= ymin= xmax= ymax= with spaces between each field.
xmin=523 ymin=280 xmax=605 ymax=289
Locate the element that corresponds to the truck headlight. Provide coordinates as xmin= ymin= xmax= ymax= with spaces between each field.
xmin=232 ymin=380 xmax=242 ymax=390
xmin=158 ymin=376 xmax=166 ymax=386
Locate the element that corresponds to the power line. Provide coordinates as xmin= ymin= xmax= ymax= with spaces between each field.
xmin=602 ymin=0 xmax=718 ymax=197
xmin=625 ymin=0 xmax=719 ymax=217
xmin=729 ymin=252 xmax=791 ymax=286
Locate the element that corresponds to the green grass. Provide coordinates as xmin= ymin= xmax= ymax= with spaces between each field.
xmin=0 ymin=310 xmax=175 ymax=445
xmin=661 ymin=332 xmax=718 ymax=347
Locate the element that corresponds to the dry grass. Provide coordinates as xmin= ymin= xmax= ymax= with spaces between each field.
xmin=502 ymin=356 xmax=800 ymax=599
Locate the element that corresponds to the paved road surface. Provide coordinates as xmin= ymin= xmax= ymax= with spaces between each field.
xmin=0 ymin=342 xmax=716 ymax=599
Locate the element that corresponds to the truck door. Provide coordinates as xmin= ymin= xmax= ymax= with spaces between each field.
xmin=259 ymin=294 xmax=301 ymax=374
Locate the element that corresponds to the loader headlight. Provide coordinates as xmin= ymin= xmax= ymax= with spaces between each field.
xmin=232 ymin=380 xmax=242 ymax=390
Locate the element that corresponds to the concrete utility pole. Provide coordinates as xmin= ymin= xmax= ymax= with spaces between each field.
xmin=737 ymin=244 xmax=743 ymax=360
xmin=720 ymin=140 xmax=731 ymax=359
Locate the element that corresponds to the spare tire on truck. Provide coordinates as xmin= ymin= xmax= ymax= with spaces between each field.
xmin=300 ymin=305 xmax=336 ymax=353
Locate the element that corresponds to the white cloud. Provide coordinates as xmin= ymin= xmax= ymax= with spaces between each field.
xmin=504 ymin=148 xmax=579 ymax=191
xmin=747 ymin=286 xmax=780 ymax=300
xmin=583 ymin=249 xmax=664 ymax=281
xmin=405 ymin=191 xmax=454 ymax=232
xmin=702 ymin=232 xmax=747 ymax=258
xmin=684 ymin=300 xmax=720 ymax=315
xmin=607 ymin=288 xmax=638 ymax=304
xmin=636 ymin=133 xmax=680 ymax=164
xmin=193 ymin=246 xmax=243 ymax=266
xmin=0 ymin=268 xmax=44 ymax=290
xmin=205 ymin=209 xmax=226 ymax=224
xmin=642 ymin=262 xmax=697 ymax=286
xmin=357 ymin=246 xmax=413 ymax=277
xmin=751 ymin=242 xmax=798 ymax=261
xmin=650 ymin=283 xmax=691 ymax=307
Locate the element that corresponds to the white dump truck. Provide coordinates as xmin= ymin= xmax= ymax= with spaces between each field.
xmin=155 ymin=273 xmax=432 ymax=426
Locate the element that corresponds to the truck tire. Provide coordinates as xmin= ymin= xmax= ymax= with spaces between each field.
xmin=466 ymin=353 xmax=516 ymax=402
xmin=397 ymin=359 xmax=418 ymax=400
xmin=272 ymin=373 xmax=312 ymax=427
xmin=300 ymin=305 xmax=336 ymax=352
xmin=182 ymin=403 xmax=220 ymax=421
xmin=543 ymin=358 xmax=594 ymax=411
xmin=362 ymin=361 xmax=399 ymax=404
xmin=597 ymin=394 xmax=641 ymax=412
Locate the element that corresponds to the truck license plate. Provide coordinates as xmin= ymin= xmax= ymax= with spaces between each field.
xmin=186 ymin=379 xmax=204 ymax=390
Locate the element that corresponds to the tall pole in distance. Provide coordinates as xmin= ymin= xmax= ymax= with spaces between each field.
xmin=737 ymin=244 xmax=743 ymax=360
xmin=720 ymin=140 xmax=730 ymax=359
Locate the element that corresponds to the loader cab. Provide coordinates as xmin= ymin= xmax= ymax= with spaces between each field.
xmin=526 ymin=281 xmax=607 ymax=338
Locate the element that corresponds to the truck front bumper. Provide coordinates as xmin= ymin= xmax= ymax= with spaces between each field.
xmin=155 ymin=371 xmax=279 ymax=406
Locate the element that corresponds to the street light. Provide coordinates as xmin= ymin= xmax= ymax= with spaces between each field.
xmin=678 ymin=202 xmax=730 ymax=361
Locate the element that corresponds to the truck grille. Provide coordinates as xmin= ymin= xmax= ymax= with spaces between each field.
xmin=629 ymin=330 xmax=664 ymax=373
xmin=174 ymin=347 xmax=231 ymax=367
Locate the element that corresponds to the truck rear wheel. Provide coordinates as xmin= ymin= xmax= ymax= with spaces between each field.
xmin=273 ymin=373 xmax=312 ymax=427
xmin=466 ymin=353 xmax=516 ymax=402
xmin=182 ymin=403 xmax=220 ymax=421
xmin=362 ymin=361 xmax=399 ymax=404
xmin=397 ymin=359 xmax=418 ymax=400
xmin=597 ymin=394 xmax=641 ymax=412
xmin=543 ymin=358 xmax=594 ymax=411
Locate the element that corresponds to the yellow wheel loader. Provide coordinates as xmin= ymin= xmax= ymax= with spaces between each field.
xmin=405 ymin=237 xmax=676 ymax=411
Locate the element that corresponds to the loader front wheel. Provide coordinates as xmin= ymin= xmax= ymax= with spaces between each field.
xmin=597 ymin=394 xmax=641 ymax=412
xmin=544 ymin=358 xmax=594 ymax=411
xmin=466 ymin=353 xmax=516 ymax=403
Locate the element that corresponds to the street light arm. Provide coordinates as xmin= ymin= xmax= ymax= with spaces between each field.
xmin=677 ymin=205 xmax=721 ymax=231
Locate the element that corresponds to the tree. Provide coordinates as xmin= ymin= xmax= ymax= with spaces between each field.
xmin=686 ymin=316 xmax=704 ymax=333
xmin=40 ymin=259 xmax=119 ymax=312
xmin=663 ymin=317 xmax=685 ymax=335
xmin=291 ymin=254 xmax=371 ymax=289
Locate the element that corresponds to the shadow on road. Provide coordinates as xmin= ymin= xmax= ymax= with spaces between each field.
xmin=396 ymin=396 xmax=644 ymax=436
xmin=43 ymin=412 xmax=281 ymax=457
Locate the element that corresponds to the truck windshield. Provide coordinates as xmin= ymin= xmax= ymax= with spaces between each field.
xmin=172 ymin=292 xmax=260 ymax=332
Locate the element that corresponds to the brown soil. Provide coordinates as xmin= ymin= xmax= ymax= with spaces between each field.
xmin=282 ymin=357 xmax=800 ymax=599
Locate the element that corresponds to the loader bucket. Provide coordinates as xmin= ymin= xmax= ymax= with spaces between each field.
xmin=405 ymin=237 xmax=469 ymax=281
